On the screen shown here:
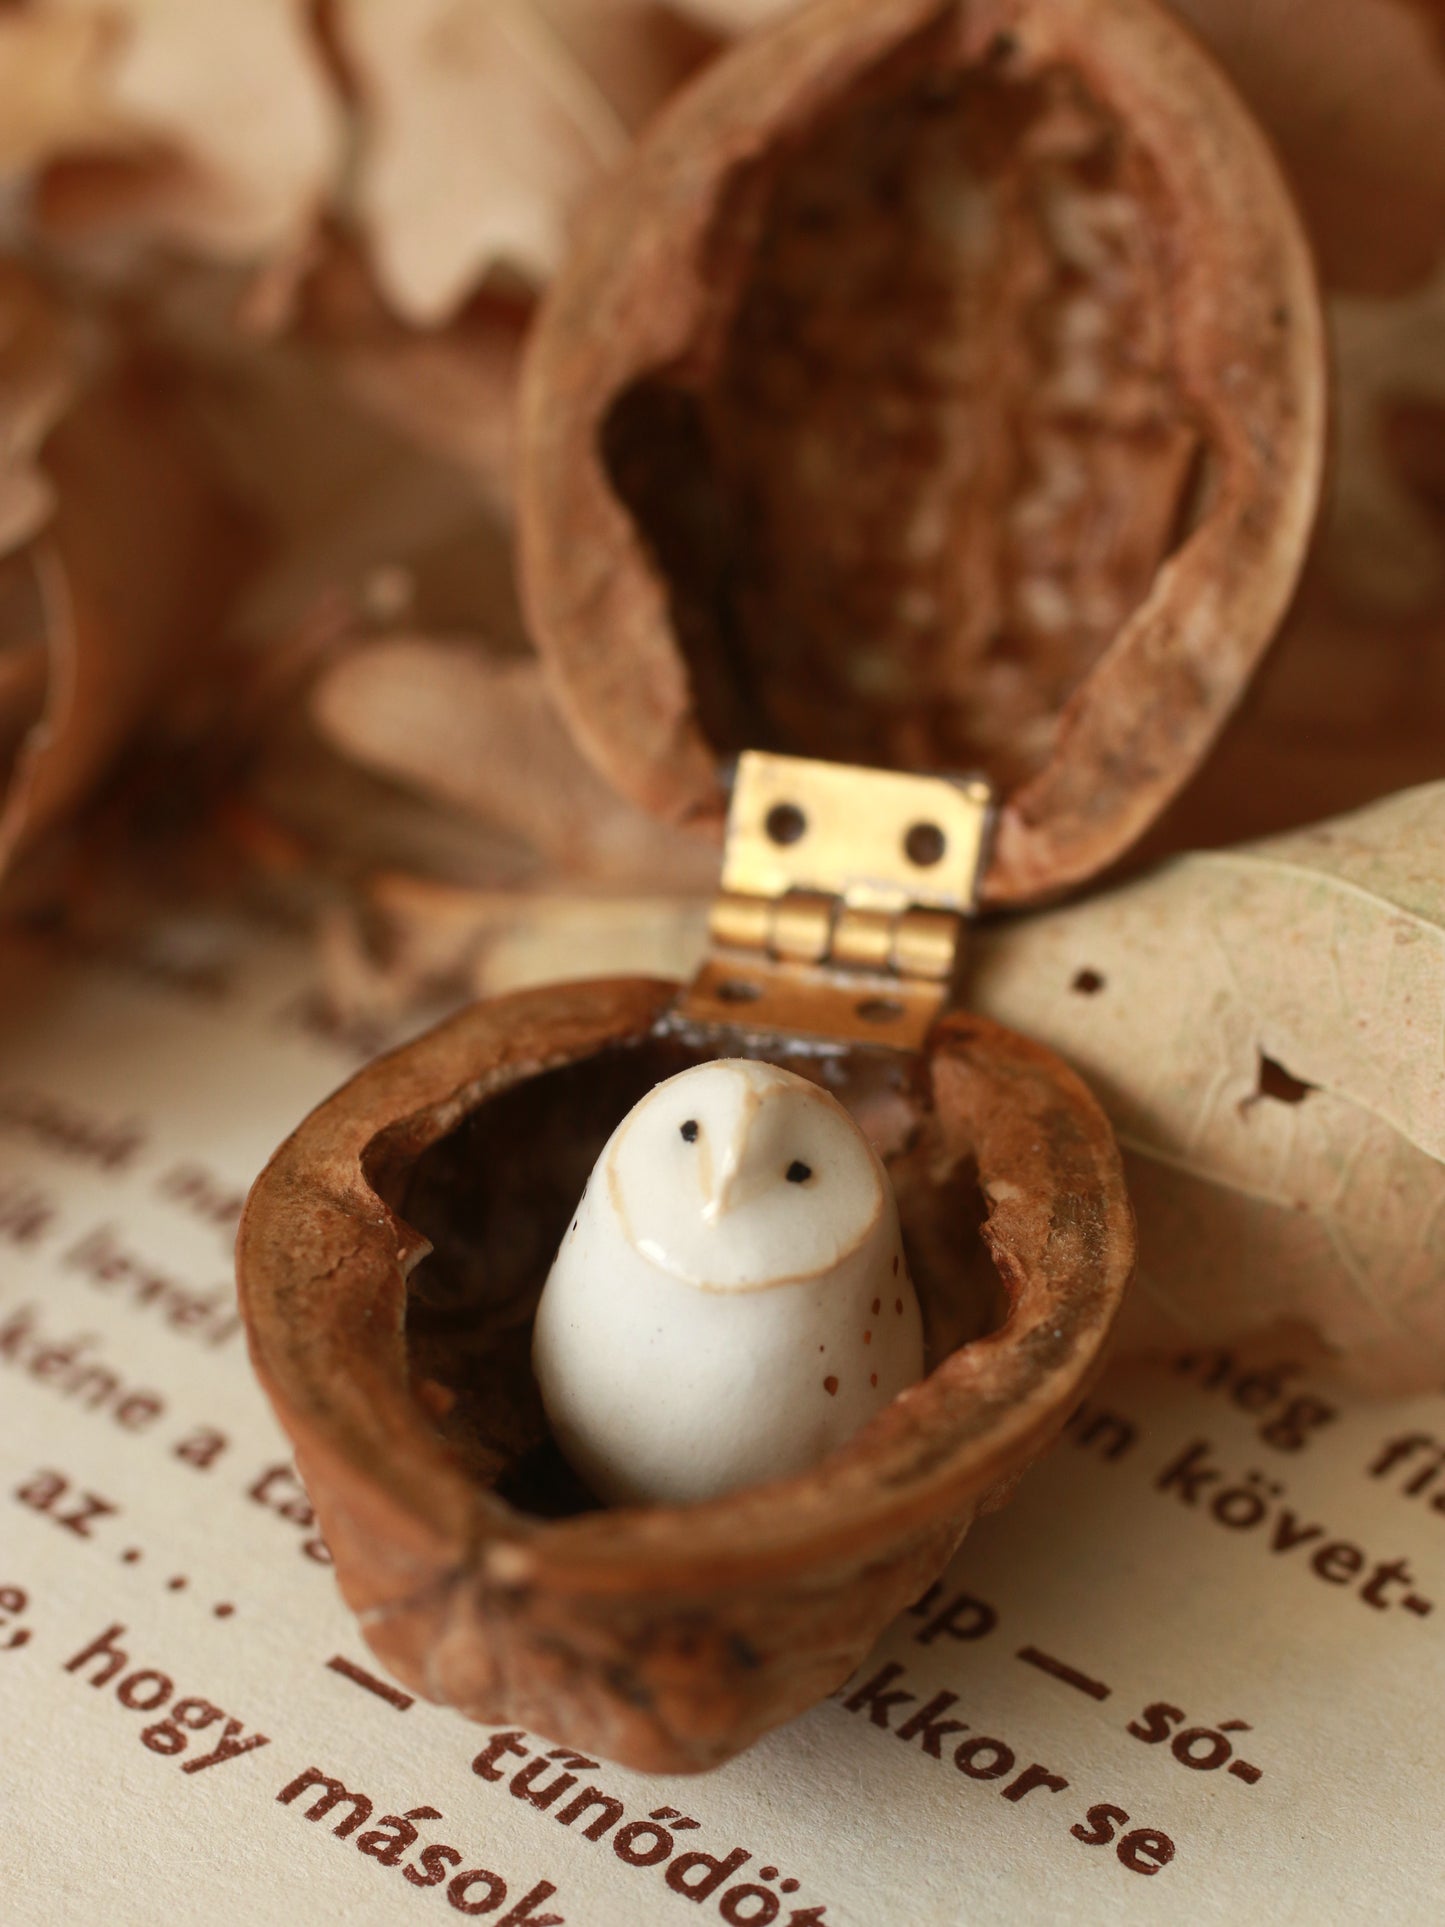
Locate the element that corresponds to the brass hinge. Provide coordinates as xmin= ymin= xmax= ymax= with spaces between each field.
xmin=680 ymin=752 xmax=994 ymax=1051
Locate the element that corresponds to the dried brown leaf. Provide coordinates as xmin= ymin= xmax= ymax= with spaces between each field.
xmin=244 ymin=735 xmax=543 ymax=897
xmin=8 ymin=0 xmax=341 ymax=264
xmin=1137 ymin=264 xmax=1445 ymax=864
xmin=1157 ymin=5 xmax=1445 ymax=633
xmin=0 ymin=8 xmax=125 ymax=174
xmin=338 ymin=0 xmax=624 ymax=322
xmin=540 ymin=1 xmax=726 ymax=124
xmin=670 ymin=0 xmax=795 ymax=28
xmin=0 ymin=266 xmax=76 ymax=859
xmin=0 ymin=268 xmax=74 ymax=564
xmin=326 ymin=870 xmax=709 ymax=1019
xmin=1 ymin=354 xmax=250 ymax=871
xmin=1170 ymin=0 xmax=1445 ymax=297
xmin=295 ymin=243 xmax=529 ymax=518
xmin=1329 ymin=263 xmax=1445 ymax=618
xmin=311 ymin=636 xmax=717 ymax=891
xmin=1133 ymin=4 xmax=1445 ymax=862
xmin=158 ymin=289 xmax=529 ymax=670
xmin=337 ymin=0 xmax=716 ymax=324
xmin=467 ymin=888 xmax=709 ymax=997
xmin=972 ymin=784 xmax=1445 ymax=1392
xmin=332 ymin=313 xmax=522 ymax=522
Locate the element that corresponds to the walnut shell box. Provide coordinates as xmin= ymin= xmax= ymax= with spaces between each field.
xmin=238 ymin=0 xmax=1325 ymax=1773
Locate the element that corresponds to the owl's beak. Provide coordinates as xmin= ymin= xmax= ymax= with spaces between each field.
xmin=701 ymin=1150 xmax=741 ymax=1223
xmin=700 ymin=1083 xmax=773 ymax=1223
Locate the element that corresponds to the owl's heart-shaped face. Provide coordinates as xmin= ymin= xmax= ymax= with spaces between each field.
xmin=608 ymin=1058 xmax=883 ymax=1290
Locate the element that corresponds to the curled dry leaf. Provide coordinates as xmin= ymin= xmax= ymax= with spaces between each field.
xmin=0 ymin=265 xmax=250 ymax=884
xmin=174 ymin=297 xmax=528 ymax=660
xmin=0 ymin=267 xmax=72 ymax=564
xmin=1170 ymin=0 xmax=1445 ymax=298
xmin=294 ymin=241 xmax=529 ymax=519
xmin=0 ymin=265 xmax=79 ymax=864
xmin=5 ymin=0 xmax=341 ymax=265
xmin=323 ymin=306 xmax=526 ymax=523
xmin=1137 ymin=262 xmax=1445 ymax=862
xmin=0 ymin=7 xmax=126 ymax=176
xmin=310 ymin=636 xmax=717 ymax=891
xmin=672 ymin=0 xmax=797 ymax=26
xmin=970 ymin=783 xmax=1445 ymax=1393
xmin=1137 ymin=0 xmax=1445 ymax=860
xmin=1328 ymin=262 xmax=1445 ymax=620
xmin=0 ymin=265 xmax=76 ymax=877
xmin=1156 ymin=0 xmax=1445 ymax=620
xmin=337 ymin=0 xmax=720 ymax=325
xmin=2 ymin=355 xmax=250 ymax=873
xmin=324 ymin=870 xmax=709 ymax=1021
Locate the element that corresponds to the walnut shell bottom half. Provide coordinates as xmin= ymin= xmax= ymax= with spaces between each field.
xmin=237 ymin=977 xmax=1133 ymax=1771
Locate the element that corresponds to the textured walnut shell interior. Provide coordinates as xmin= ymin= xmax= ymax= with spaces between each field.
xmin=519 ymin=0 xmax=1326 ymax=905
xmin=238 ymin=980 xmax=1132 ymax=1770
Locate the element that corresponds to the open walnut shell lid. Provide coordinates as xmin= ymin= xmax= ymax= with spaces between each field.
xmin=518 ymin=0 xmax=1327 ymax=906
xmin=238 ymin=977 xmax=1132 ymax=1771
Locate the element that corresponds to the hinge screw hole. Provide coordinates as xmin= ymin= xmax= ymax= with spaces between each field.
xmin=904 ymin=821 xmax=946 ymax=867
xmin=765 ymin=803 xmax=807 ymax=846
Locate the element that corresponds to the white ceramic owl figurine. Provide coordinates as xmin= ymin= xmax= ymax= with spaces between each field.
xmin=532 ymin=1058 xmax=925 ymax=1505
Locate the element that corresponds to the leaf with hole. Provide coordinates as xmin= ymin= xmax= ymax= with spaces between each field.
xmin=971 ymin=784 xmax=1445 ymax=1391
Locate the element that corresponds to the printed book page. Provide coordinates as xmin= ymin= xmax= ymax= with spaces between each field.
xmin=0 ymin=917 xmax=1439 ymax=1926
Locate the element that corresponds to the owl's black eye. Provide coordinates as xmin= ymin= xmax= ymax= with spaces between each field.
xmin=786 ymin=1160 xmax=812 ymax=1184
xmin=680 ymin=1119 xmax=699 ymax=1142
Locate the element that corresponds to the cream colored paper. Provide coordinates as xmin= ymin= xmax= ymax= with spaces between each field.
xmin=0 ymin=920 xmax=1440 ymax=1925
